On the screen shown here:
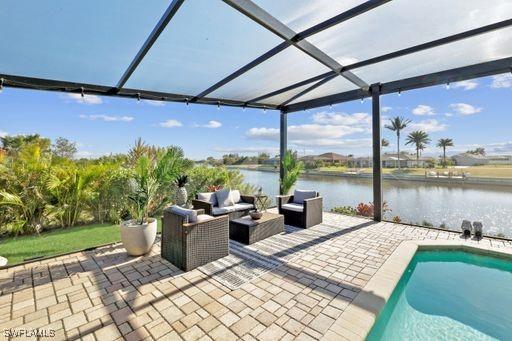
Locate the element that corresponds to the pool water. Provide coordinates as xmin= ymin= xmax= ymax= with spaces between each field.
xmin=367 ymin=250 xmax=512 ymax=340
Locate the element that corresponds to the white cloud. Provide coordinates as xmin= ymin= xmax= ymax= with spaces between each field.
xmin=0 ymin=130 xmax=7 ymax=138
xmin=291 ymin=138 xmax=371 ymax=148
xmin=247 ymin=124 xmax=364 ymax=142
xmin=451 ymin=80 xmax=478 ymax=90
xmin=412 ymin=105 xmax=436 ymax=116
xmin=197 ymin=120 xmax=222 ymax=129
xmin=407 ymin=119 xmax=447 ymax=133
xmin=159 ymin=119 xmax=182 ymax=128
xmin=312 ymin=112 xmax=371 ymax=128
xmin=213 ymin=146 xmax=279 ymax=154
xmin=79 ymin=114 xmax=134 ymax=122
xmin=144 ymin=100 xmax=165 ymax=107
xmin=491 ymin=74 xmax=512 ymax=89
xmin=382 ymin=106 xmax=392 ymax=113
xmin=450 ymin=103 xmax=482 ymax=116
xmin=487 ymin=141 xmax=512 ymax=154
xmin=65 ymin=93 xmax=103 ymax=105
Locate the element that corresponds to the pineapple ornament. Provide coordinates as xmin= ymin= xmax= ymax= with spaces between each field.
xmin=175 ymin=175 xmax=188 ymax=207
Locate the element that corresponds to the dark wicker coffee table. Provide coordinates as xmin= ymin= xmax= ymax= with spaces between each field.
xmin=229 ymin=212 xmax=284 ymax=245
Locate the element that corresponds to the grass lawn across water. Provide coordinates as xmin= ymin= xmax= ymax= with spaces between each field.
xmin=0 ymin=220 xmax=162 ymax=266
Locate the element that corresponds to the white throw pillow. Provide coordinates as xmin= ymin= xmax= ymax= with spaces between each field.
xmin=170 ymin=205 xmax=197 ymax=223
xmin=216 ymin=188 xmax=234 ymax=208
xmin=197 ymin=192 xmax=218 ymax=206
xmin=230 ymin=190 xmax=241 ymax=204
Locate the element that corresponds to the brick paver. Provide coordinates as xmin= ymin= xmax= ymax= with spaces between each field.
xmin=1 ymin=211 xmax=509 ymax=340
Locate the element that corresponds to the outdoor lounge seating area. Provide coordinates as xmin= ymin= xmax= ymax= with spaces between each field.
xmin=193 ymin=189 xmax=256 ymax=220
xmin=2 ymin=211 xmax=511 ymax=340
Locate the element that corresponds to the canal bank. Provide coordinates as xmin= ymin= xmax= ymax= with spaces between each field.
xmin=228 ymin=166 xmax=512 ymax=187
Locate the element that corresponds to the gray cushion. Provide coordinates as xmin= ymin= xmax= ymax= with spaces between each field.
xmin=293 ymin=189 xmax=317 ymax=204
xmin=216 ymin=188 xmax=234 ymax=208
xmin=230 ymin=190 xmax=241 ymax=203
xmin=170 ymin=205 xmax=197 ymax=223
xmin=233 ymin=203 xmax=254 ymax=211
xmin=212 ymin=206 xmax=236 ymax=215
xmin=197 ymin=192 xmax=217 ymax=206
xmin=282 ymin=203 xmax=304 ymax=212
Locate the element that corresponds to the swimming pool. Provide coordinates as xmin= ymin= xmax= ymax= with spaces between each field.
xmin=367 ymin=250 xmax=512 ymax=340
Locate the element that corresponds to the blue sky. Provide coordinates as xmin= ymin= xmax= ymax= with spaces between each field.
xmin=1 ymin=73 xmax=511 ymax=160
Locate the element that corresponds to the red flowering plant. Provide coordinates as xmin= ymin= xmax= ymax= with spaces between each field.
xmin=355 ymin=201 xmax=391 ymax=217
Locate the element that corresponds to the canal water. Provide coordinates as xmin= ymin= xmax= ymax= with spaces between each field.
xmin=238 ymin=169 xmax=512 ymax=238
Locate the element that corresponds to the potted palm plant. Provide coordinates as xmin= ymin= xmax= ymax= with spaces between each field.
xmin=120 ymin=147 xmax=185 ymax=256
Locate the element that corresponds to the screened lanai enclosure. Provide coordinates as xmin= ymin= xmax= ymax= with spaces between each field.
xmin=1 ymin=0 xmax=512 ymax=223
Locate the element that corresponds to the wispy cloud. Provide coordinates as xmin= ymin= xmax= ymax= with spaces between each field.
xmin=143 ymin=100 xmax=165 ymax=107
xmin=312 ymin=112 xmax=371 ymax=128
xmin=65 ymin=93 xmax=103 ymax=105
xmin=0 ymin=130 xmax=7 ymax=138
xmin=382 ymin=106 xmax=392 ymax=112
xmin=407 ymin=119 xmax=447 ymax=133
xmin=451 ymin=80 xmax=478 ymax=90
xmin=450 ymin=103 xmax=482 ymax=115
xmin=247 ymin=124 xmax=364 ymax=141
xmin=412 ymin=105 xmax=435 ymax=116
xmin=194 ymin=120 xmax=222 ymax=128
xmin=79 ymin=114 xmax=134 ymax=122
xmin=159 ymin=119 xmax=182 ymax=128
xmin=213 ymin=146 xmax=279 ymax=154
xmin=491 ymin=74 xmax=512 ymax=89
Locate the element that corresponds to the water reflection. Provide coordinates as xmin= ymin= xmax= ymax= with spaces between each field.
xmin=238 ymin=169 xmax=512 ymax=237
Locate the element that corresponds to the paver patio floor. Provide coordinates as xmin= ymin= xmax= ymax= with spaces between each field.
xmin=1 ymin=211 xmax=510 ymax=341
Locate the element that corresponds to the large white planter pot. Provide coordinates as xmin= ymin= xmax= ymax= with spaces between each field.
xmin=120 ymin=218 xmax=157 ymax=256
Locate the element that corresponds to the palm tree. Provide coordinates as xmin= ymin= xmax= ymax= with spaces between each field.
xmin=381 ymin=138 xmax=390 ymax=147
xmin=437 ymin=138 xmax=454 ymax=167
xmin=385 ymin=116 xmax=411 ymax=171
xmin=405 ymin=130 xmax=431 ymax=163
xmin=280 ymin=150 xmax=303 ymax=195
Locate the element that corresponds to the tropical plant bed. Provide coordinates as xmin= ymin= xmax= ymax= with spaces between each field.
xmin=0 ymin=220 xmax=162 ymax=266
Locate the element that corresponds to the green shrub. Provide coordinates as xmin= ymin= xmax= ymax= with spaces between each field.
xmin=331 ymin=206 xmax=357 ymax=216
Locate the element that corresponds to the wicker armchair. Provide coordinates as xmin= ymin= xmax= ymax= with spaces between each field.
xmin=192 ymin=194 xmax=255 ymax=220
xmin=161 ymin=208 xmax=229 ymax=271
xmin=277 ymin=192 xmax=323 ymax=229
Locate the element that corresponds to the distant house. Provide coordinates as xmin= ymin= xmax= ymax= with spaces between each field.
xmin=353 ymin=153 xmax=435 ymax=168
xmin=486 ymin=155 xmax=512 ymax=165
xmin=452 ymin=153 xmax=489 ymax=166
xmin=300 ymin=152 xmax=348 ymax=166
xmin=262 ymin=157 xmax=279 ymax=166
xmin=354 ymin=156 xmax=372 ymax=168
xmin=382 ymin=152 xmax=434 ymax=168
xmin=0 ymin=148 xmax=6 ymax=158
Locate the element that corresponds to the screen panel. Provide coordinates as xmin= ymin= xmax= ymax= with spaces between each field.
xmin=125 ymin=0 xmax=283 ymax=96
xmin=288 ymin=76 xmax=359 ymax=105
xmin=308 ymin=0 xmax=512 ymax=67
xmin=351 ymin=27 xmax=512 ymax=85
xmin=210 ymin=46 xmax=330 ymax=102
xmin=253 ymin=0 xmax=367 ymax=33
xmin=0 ymin=0 xmax=170 ymax=86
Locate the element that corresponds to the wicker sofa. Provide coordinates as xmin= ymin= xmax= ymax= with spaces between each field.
xmin=277 ymin=190 xmax=323 ymax=229
xmin=192 ymin=190 xmax=255 ymax=220
xmin=161 ymin=207 xmax=229 ymax=271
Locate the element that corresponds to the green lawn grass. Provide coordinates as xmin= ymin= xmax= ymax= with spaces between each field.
xmin=0 ymin=220 xmax=162 ymax=266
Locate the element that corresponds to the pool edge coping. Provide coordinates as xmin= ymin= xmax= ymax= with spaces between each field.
xmin=329 ymin=240 xmax=512 ymax=340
